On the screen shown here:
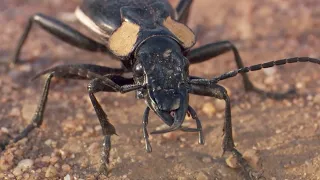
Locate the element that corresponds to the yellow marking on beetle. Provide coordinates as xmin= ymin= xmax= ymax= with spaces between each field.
xmin=163 ymin=17 xmax=195 ymax=49
xmin=109 ymin=21 xmax=140 ymax=56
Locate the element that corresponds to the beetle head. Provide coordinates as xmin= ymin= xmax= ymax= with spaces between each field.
xmin=134 ymin=36 xmax=189 ymax=130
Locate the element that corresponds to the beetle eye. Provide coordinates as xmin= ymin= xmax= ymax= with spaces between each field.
xmin=134 ymin=63 xmax=144 ymax=76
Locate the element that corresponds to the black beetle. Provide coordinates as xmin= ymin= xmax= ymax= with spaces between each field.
xmin=1 ymin=0 xmax=319 ymax=179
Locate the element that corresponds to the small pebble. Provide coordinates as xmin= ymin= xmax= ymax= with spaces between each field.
xmin=50 ymin=156 xmax=59 ymax=164
xmin=9 ymin=107 xmax=20 ymax=117
xmin=162 ymin=132 xmax=177 ymax=140
xmin=202 ymin=102 xmax=216 ymax=117
xmin=87 ymin=142 xmax=100 ymax=155
xmin=14 ymin=149 xmax=24 ymax=157
xmin=213 ymin=99 xmax=225 ymax=111
xmin=94 ymin=125 xmax=102 ymax=132
xmin=12 ymin=159 xmax=34 ymax=176
xmin=62 ymin=140 xmax=82 ymax=153
xmin=44 ymin=139 xmax=53 ymax=147
xmin=45 ymin=165 xmax=57 ymax=178
xmin=243 ymin=149 xmax=261 ymax=169
xmin=62 ymin=164 xmax=71 ymax=172
xmin=21 ymin=103 xmax=37 ymax=120
xmin=225 ymin=155 xmax=239 ymax=169
xmin=0 ymin=127 xmax=9 ymax=134
xmin=263 ymin=67 xmax=277 ymax=76
xmin=201 ymin=157 xmax=212 ymax=163
xmin=41 ymin=156 xmax=51 ymax=163
xmin=296 ymin=82 xmax=305 ymax=89
xmin=196 ymin=171 xmax=208 ymax=180
xmin=177 ymin=177 xmax=189 ymax=180
xmin=0 ymin=153 xmax=14 ymax=171
xmin=313 ymin=94 xmax=320 ymax=104
xmin=64 ymin=174 xmax=71 ymax=180
xmin=19 ymin=64 xmax=32 ymax=72
xmin=264 ymin=76 xmax=275 ymax=85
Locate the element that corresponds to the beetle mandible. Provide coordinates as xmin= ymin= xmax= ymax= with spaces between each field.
xmin=1 ymin=0 xmax=319 ymax=179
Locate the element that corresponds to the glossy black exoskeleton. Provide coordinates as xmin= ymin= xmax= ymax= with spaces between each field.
xmin=2 ymin=0 xmax=320 ymax=179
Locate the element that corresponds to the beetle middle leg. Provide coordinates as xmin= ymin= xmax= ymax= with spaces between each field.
xmin=0 ymin=64 xmax=130 ymax=154
xmin=187 ymin=41 xmax=295 ymax=99
xmin=190 ymin=82 xmax=263 ymax=180
xmin=11 ymin=13 xmax=113 ymax=65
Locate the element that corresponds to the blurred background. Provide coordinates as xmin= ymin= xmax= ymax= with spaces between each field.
xmin=0 ymin=0 xmax=320 ymax=179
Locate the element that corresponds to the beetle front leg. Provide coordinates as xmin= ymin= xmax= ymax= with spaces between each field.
xmin=187 ymin=41 xmax=295 ymax=99
xmin=87 ymin=89 xmax=115 ymax=176
xmin=12 ymin=13 xmax=113 ymax=65
xmin=87 ymin=76 xmax=141 ymax=175
xmin=190 ymin=82 xmax=263 ymax=180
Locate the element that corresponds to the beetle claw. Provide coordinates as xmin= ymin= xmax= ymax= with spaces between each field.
xmin=98 ymin=163 xmax=109 ymax=177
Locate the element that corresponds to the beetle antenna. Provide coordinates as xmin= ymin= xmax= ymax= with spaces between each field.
xmin=211 ymin=57 xmax=320 ymax=83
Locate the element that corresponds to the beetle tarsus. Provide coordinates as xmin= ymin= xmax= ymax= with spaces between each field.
xmin=4 ymin=73 xmax=54 ymax=148
xmin=99 ymin=135 xmax=112 ymax=176
xmin=229 ymin=148 xmax=265 ymax=180
xmin=142 ymin=107 xmax=152 ymax=153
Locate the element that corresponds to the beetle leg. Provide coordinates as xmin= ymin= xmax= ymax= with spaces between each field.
xmin=142 ymin=107 xmax=152 ymax=153
xmin=12 ymin=13 xmax=113 ymax=65
xmin=88 ymin=86 xmax=115 ymax=175
xmin=176 ymin=0 xmax=193 ymax=23
xmin=187 ymin=106 xmax=205 ymax=144
xmin=190 ymin=82 xmax=264 ymax=180
xmin=87 ymin=76 xmax=140 ymax=175
xmin=0 ymin=64 xmax=131 ymax=149
xmin=32 ymin=63 xmax=125 ymax=80
xmin=0 ymin=73 xmax=54 ymax=150
xmin=187 ymin=41 xmax=295 ymax=99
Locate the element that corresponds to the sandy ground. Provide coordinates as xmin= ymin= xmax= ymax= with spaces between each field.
xmin=0 ymin=0 xmax=320 ymax=179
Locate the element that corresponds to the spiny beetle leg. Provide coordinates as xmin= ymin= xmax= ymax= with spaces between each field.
xmin=190 ymin=82 xmax=264 ymax=180
xmin=0 ymin=73 xmax=54 ymax=150
xmin=142 ymin=107 xmax=152 ymax=153
xmin=12 ymin=13 xmax=112 ymax=65
xmin=32 ymin=64 xmax=125 ymax=80
xmin=87 ymin=75 xmax=139 ymax=174
xmin=99 ymin=135 xmax=111 ymax=176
